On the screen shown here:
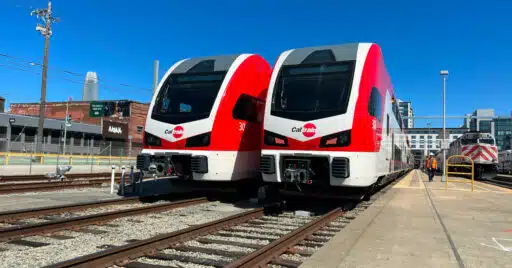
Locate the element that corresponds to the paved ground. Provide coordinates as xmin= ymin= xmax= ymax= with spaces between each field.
xmin=300 ymin=170 xmax=512 ymax=268
xmin=0 ymin=187 xmax=121 ymax=212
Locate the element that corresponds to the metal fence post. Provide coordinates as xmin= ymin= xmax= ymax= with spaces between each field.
xmin=110 ymin=165 xmax=115 ymax=195
xmin=29 ymin=151 xmax=33 ymax=175
xmin=109 ymin=141 xmax=112 ymax=165
xmin=120 ymin=165 xmax=126 ymax=196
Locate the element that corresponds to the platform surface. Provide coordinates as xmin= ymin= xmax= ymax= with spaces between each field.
xmin=300 ymin=170 xmax=512 ymax=268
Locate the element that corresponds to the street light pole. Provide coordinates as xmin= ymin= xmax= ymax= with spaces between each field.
xmin=426 ymin=122 xmax=431 ymax=156
xmin=440 ymin=70 xmax=449 ymax=182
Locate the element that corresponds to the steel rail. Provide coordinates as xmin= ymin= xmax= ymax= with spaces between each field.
xmin=0 ymin=197 xmax=208 ymax=241
xmin=0 ymin=181 xmax=107 ymax=194
xmin=224 ymin=207 xmax=344 ymax=268
xmin=45 ymin=208 xmax=265 ymax=268
xmin=0 ymin=196 xmax=142 ymax=222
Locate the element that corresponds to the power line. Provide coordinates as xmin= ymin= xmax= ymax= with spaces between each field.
xmin=0 ymin=52 xmax=153 ymax=92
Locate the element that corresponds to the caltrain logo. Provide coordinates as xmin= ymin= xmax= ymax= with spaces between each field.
xmin=292 ymin=123 xmax=317 ymax=138
xmin=164 ymin=126 xmax=184 ymax=139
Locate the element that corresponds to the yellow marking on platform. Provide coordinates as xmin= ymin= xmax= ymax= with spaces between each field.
xmin=394 ymin=170 xmax=424 ymax=189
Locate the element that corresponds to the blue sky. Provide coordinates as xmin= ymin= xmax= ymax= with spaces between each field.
xmin=0 ymin=0 xmax=511 ymax=128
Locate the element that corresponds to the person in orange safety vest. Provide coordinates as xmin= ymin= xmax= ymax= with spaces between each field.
xmin=426 ymin=153 xmax=437 ymax=182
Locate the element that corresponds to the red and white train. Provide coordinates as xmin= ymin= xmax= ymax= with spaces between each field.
xmin=258 ymin=43 xmax=413 ymax=201
xmin=137 ymin=54 xmax=271 ymax=186
xmin=436 ymin=131 xmax=498 ymax=179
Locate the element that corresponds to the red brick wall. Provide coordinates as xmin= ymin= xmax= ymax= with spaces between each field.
xmin=9 ymin=101 xmax=149 ymax=144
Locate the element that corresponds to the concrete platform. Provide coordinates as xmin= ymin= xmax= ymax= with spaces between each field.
xmin=300 ymin=170 xmax=512 ymax=268
xmin=0 ymin=187 xmax=121 ymax=212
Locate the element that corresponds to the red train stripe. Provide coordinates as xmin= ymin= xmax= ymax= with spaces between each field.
xmin=464 ymin=145 xmax=480 ymax=156
xmin=481 ymin=146 xmax=497 ymax=160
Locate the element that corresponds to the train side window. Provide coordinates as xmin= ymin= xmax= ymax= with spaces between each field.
xmin=368 ymin=87 xmax=382 ymax=122
xmin=232 ymin=94 xmax=263 ymax=123
xmin=387 ymin=114 xmax=390 ymax=136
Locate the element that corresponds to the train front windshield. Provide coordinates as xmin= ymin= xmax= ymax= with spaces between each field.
xmin=151 ymin=72 xmax=226 ymax=124
xmin=271 ymin=61 xmax=355 ymax=121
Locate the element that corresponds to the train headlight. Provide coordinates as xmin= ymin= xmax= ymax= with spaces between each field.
xmin=263 ymin=130 xmax=288 ymax=147
xmin=319 ymin=130 xmax=351 ymax=148
xmin=186 ymin=132 xmax=211 ymax=147
xmin=144 ymin=131 xmax=162 ymax=147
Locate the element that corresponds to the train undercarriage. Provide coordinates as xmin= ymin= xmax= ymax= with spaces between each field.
xmin=258 ymin=154 xmax=411 ymax=205
xmin=445 ymin=163 xmax=497 ymax=180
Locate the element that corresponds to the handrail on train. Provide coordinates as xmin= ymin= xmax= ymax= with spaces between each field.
xmin=446 ymin=155 xmax=474 ymax=192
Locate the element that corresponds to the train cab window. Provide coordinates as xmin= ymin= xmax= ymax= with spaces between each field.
xmin=271 ymin=61 xmax=355 ymax=121
xmin=151 ymin=71 xmax=227 ymax=124
xmin=461 ymin=138 xmax=478 ymax=145
xmin=368 ymin=87 xmax=382 ymax=122
xmin=479 ymin=138 xmax=494 ymax=145
xmin=232 ymin=94 xmax=264 ymax=123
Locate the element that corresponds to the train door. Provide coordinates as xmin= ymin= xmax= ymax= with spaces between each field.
xmin=391 ymin=132 xmax=395 ymax=172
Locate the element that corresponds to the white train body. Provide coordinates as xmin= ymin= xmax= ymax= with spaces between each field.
xmin=259 ymin=43 xmax=413 ymax=199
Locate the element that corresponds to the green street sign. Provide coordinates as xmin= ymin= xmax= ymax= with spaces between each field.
xmin=89 ymin=101 xmax=105 ymax=117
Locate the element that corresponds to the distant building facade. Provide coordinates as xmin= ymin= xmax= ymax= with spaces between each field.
xmin=82 ymin=72 xmax=99 ymax=101
xmin=8 ymin=100 xmax=149 ymax=155
xmin=463 ymin=109 xmax=512 ymax=151
xmin=398 ymin=99 xmax=414 ymax=128
xmin=494 ymin=117 xmax=512 ymax=150
xmin=469 ymin=109 xmax=494 ymax=133
xmin=406 ymin=127 xmax=468 ymax=167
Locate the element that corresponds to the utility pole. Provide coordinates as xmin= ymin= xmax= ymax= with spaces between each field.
xmin=32 ymin=0 xmax=59 ymax=154
xmin=153 ymin=60 xmax=159 ymax=94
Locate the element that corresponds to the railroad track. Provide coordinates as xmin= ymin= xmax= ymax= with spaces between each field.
xmin=0 ymin=172 xmax=122 ymax=183
xmin=42 ymin=171 xmax=404 ymax=268
xmin=485 ymin=176 xmax=512 ymax=189
xmin=0 ymin=197 xmax=208 ymax=242
xmin=0 ymin=179 xmax=121 ymax=194
xmin=43 ymin=206 xmax=350 ymax=268
xmin=0 ymin=196 xmax=143 ymax=222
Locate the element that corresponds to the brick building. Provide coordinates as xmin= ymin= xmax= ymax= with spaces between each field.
xmin=9 ymin=100 xmax=149 ymax=150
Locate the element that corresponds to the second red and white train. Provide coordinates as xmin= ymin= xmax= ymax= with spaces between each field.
xmin=435 ymin=131 xmax=498 ymax=180
xmin=137 ymin=43 xmax=414 ymax=199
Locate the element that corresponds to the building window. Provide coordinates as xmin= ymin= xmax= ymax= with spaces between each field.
xmin=136 ymin=126 xmax=143 ymax=133
xmin=420 ymin=135 xmax=424 ymax=139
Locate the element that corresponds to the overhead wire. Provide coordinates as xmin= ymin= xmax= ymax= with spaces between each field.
xmin=0 ymin=52 xmax=153 ymax=92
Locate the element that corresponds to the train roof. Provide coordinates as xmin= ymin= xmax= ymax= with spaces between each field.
xmin=172 ymin=54 xmax=241 ymax=74
xmin=280 ymin=43 xmax=374 ymax=66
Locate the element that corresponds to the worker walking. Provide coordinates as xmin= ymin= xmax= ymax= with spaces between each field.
xmin=426 ymin=153 xmax=437 ymax=182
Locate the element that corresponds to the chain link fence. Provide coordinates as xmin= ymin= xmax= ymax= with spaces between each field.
xmin=0 ymin=133 xmax=141 ymax=175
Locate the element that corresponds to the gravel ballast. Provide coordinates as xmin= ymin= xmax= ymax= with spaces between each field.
xmin=0 ymin=201 xmax=249 ymax=268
